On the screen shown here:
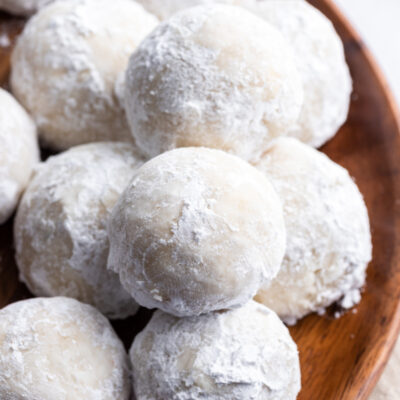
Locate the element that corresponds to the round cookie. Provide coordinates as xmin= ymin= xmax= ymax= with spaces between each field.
xmin=130 ymin=300 xmax=301 ymax=400
xmin=124 ymin=4 xmax=303 ymax=162
xmin=135 ymin=0 xmax=255 ymax=20
xmin=245 ymin=0 xmax=352 ymax=147
xmin=108 ymin=147 xmax=286 ymax=317
xmin=0 ymin=88 xmax=39 ymax=224
xmin=0 ymin=0 xmax=54 ymax=16
xmin=11 ymin=0 xmax=158 ymax=150
xmin=0 ymin=297 xmax=131 ymax=400
xmin=136 ymin=0 xmax=351 ymax=148
xmin=254 ymin=138 xmax=372 ymax=324
xmin=14 ymin=143 xmax=143 ymax=319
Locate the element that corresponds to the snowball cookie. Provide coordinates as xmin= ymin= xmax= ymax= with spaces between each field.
xmin=244 ymin=0 xmax=352 ymax=147
xmin=0 ymin=88 xmax=39 ymax=224
xmin=124 ymin=4 xmax=303 ymax=162
xmin=130 ymin=300 xmax=300 ymax=400
xmin=108 ymin=147 xmax=286 ymax=317
xmin=0 ymin=297 xmax=131 ymax=400
xmin=14 ymin=143 xmax=143 ymax=319
xmin=254 ymin=138 xmax=372 ymax=325
xmin=135 ymin=0 xmax=254 ymax=21
xmin=11 ymin=0 xmax=158 ymax=150
xmin=0 ymin=0 xmax=54 ymax=16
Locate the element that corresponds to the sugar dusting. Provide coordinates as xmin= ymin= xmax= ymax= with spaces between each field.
xmin=131 ymin=301 xmax=301 ymax=399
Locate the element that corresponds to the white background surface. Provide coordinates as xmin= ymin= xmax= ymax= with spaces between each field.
xmin=334 ymin=0 xmax=400 ymax=105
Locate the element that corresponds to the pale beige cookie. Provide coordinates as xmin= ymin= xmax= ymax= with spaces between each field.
xmin=11 ymin=0 xmax=158 ymax=150
xmin=108 ymin=147 xmax=286 ymax=317
xmin=124 ymin=4 xmax=303 ymax=162
xmin=14 ymin=143 xmax=143 ymax=319
xmin=0 ymin=88 xmax=39 ymax=224
xmin=245 ymin=0 xmax=352 ymax=147
xmin=135 ymin=0 xmax=255 ymax=20
xmin=0 ymin=297 xmax=131 ymax=400
xmin=254 ymin=138 xmax=372 ymax=324
xmin=138 ymin=0 xmax=351 ymax=148
xmin=131 ymin=301 xmax=301 ymax=400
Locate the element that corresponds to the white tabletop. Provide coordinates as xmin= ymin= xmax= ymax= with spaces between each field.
xmin=333 ymin=1 xmax=400 ymax=398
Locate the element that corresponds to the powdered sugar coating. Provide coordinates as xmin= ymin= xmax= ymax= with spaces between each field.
xmin=14 ymin=143 xmax=143 ymax=319
xmin=135 ymin=0 xmax=255 ymax=20
xmin=245 ymin=0 xmax=352 ymax=147
xmin=136 ymin=0 xmax=351 ymax=148
xmin=254 ymin=138 xmax=372 ymax=324
xmin=131 ymin=300 xmax=300 ymax=400
xmin=0 ymin=88 xmax=39 ymax=224
xmin=0 ymin=297 xmax=131 ymax=400
xmin=0 ymin=0 xmax=54 ymax=16
xmin=124 ymin=4 xmax=303 ymax=162
xmin=11 ymin=0 xmax=158 ymax=150
xmin=108 ymin=147 xmax=286 ymax=317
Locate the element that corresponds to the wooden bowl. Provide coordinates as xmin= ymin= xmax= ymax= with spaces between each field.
xmin=1 ymin=1 xmax=400 ymax=399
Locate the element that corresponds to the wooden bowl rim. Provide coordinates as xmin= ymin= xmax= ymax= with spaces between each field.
xmin=318 ymin=1 xmax=400 ymax=397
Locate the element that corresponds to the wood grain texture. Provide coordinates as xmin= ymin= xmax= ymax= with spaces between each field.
xmin=0 ymin=1 xmax=400 ymax=399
